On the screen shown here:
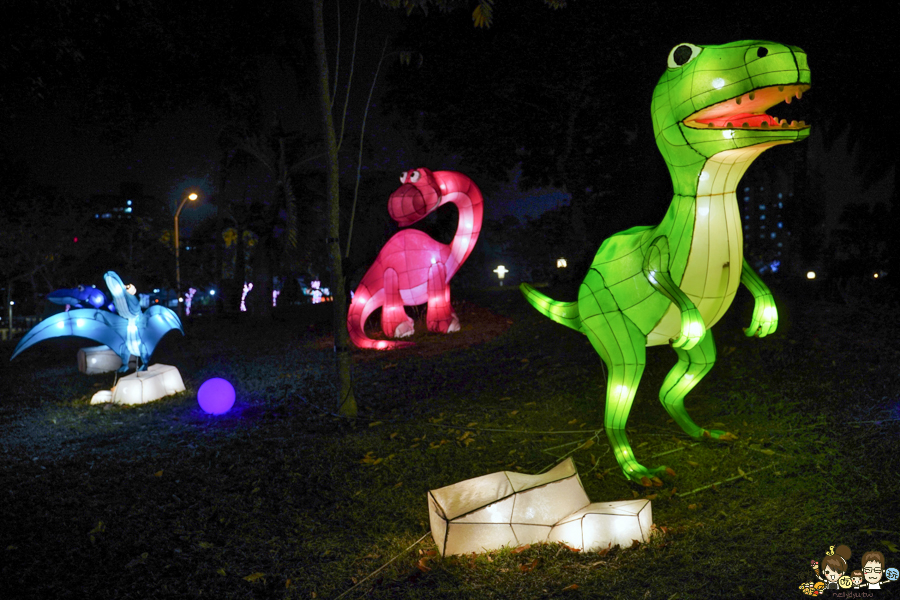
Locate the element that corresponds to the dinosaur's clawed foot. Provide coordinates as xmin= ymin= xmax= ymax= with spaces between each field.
xmin=701 ymin=429 xmax=737 ymax=441
xmin=623 ymin=463 xmax=672 ymax=486
xmin=447 ymin=315 xmax=460 ymax=333
xmin=394 ymin=321 xmax=415 ymax=338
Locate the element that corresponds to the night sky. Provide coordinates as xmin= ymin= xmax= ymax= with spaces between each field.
xmin=1 ymin=1 xmax=894 ymax=231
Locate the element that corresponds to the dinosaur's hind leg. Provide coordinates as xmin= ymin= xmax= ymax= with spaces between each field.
xmin=426 ymin=262 xmax=459 ymax=333
xmin=382 ymin=268 xmax=414 ymax=338
xmin=583 ymin=310 xmax=665 ymax=484
xmin=659 ymin=329 xmax=733 ymax=440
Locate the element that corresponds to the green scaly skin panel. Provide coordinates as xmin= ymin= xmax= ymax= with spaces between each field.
xmin=521 ymin=40 xmax=809 ymax=483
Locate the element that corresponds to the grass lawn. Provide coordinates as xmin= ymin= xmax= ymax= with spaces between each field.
xmin=1 ymin=281 xmax=898 ymax=599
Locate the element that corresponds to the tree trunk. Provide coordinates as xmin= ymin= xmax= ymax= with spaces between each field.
xmin=311 ymin=0 xmax=357 ymax=417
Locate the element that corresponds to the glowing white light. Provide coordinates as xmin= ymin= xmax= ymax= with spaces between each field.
xmin=684 ymin=374 xmax=694 ymax=380
xmin=806 ymin=271 xmax=816 ymax=280
xmin=647 ymin=271 xmax=657 ymax=284
xmin=687 ymin=322 xmax=704 ymax=338
xmin=56 ymin=322 xmax=65 ymax=329
xmin=127 ymin=323 xmax=138 ymax=334
xmin=698 ymin=206 xmax=709 ymax=216
xmin=763 ymin=306 xmax=777 ymax=320
xmin=616 ymin=385 xmax=629 ymax=396
xmin=75 ymin=319 xmax=85 ymax=327
xmin=722 ymin=130 xmax=735 ymax=139
xmin=209 ymin=290 xmax=216 ymax=296
xmin=90 ymin=358 xmax=97 ymax=365
xmin=493 ymin=265 xmax=508 ymax=279
xmin=699 ymin=171 xmax=710 ymax=181
xmin=557 ymin=258 xmax=567 ymax=268
xmin=431 ymin=257 xmax=437 ymax=265
xmin=711 ymin=77 xmax=725 ymax=90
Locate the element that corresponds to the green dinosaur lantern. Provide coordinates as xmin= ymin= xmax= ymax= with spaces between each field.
xmin=522 ymin=41 xmax=810 ymax=484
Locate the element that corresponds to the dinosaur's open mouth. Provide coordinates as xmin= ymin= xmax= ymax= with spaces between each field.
xmin=685 ymin=84 xmax=810 ymax=130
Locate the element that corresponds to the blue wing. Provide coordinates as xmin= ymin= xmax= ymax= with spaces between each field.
xmin=11 ymin=309 xmax=129 ymax=363
xmin=139 ymin=305 xmax=184 ymax=361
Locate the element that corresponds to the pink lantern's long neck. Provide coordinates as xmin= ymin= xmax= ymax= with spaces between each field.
xmin=435 ymin=171 xmax=484 ymax=277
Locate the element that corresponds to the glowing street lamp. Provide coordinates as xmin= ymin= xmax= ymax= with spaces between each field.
xmin=493 ymin=265 xmax=509 ymax=286
xmin=557 ymin=258 xmax=567 ymax=269
xmin=174 ymin=192 xmax=198 ymax=316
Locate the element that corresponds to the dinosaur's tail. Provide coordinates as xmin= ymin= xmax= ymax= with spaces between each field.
xmin=519 ymin=283 xmax=582 ymax=333
xmin=347 ymin=285 xmax=415 ymax=351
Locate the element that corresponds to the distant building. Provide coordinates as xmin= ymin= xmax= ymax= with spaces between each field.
xmin=740 ymin=164 xmax=795 ymax=276
xmin=88 ymin=182 xmax=149 ymax=220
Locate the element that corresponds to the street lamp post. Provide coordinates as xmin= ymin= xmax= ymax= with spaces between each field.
xmin=175 ymin=192 xmax=198 ymax=317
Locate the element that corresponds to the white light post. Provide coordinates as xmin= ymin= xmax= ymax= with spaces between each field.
xmin=174 ymin=192 xmax=198 ymax=317
xmin=493 ymin=265 xmax=509 ymax=286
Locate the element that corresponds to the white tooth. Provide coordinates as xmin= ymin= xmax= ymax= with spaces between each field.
xmin=785 ymin=95 xmax=792 ymax=104
xmin=796 ymin=89 xmax=803 ymax=100
xmin=790 ymin=120 xmax=798 ymax=128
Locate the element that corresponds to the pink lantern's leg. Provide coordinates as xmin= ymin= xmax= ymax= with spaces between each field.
xmin=382 ymin=267 xmax=414 ymax=338
xmin=426 ymin=262 xmax=459 ymax=333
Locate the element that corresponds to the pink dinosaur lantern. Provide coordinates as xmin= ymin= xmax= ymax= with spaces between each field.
xmin=348 ymin=168 xmax=484 ymax=350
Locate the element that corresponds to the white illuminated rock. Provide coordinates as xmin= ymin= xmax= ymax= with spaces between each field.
xmin=108 ymin=364 xmax=185 ymax=405
xmin=548 ymin=499 xmax=652 ymax=551
xmin=77 ymin=345 xmax=123 ymax=374
xmin=428 ymin=458 xmax=652 ymax=556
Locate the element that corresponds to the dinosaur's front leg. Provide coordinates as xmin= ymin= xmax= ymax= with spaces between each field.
xmin=426 ymin=262 xmax=459 ymax=333
xmin=583 ymin=309 xmax=664 ymax=484
xmin=382 ymin=268 xmax=414 ymax=338
xmin=659 ymin=329 xmax=734 ymax=440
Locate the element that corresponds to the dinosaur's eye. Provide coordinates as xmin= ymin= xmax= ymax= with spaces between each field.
xmin=409 ymin=170 xmax=421 ymax=183
xmin=756 ymin=47 xmax=768 ymax=58
xmin=399 ymin=171 xmax=407 ymax=183
xmin=667 ymin=43 xmax=702 ymax=68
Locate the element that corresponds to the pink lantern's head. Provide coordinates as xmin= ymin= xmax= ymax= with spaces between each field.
xmin=389 ymin=168 xmax=441 ymax=226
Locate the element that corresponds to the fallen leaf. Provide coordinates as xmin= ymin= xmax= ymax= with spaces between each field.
xmin=563 ymin=584 xmax=579 ymax=591
xmin=580 ymin=439 xmax=595 ymax=450
xmin=508 ymin=410 xmax=519 ymax=416
xmin=390 ymin=432 xmax=399 ymax=439
xmin=562 ymin=543 xmax=581 ymax=553
xmin=243 ymin=572 xmax=265 ymax=582
xmin=154 ymin=470 xmax=163 ymax=477
xmin=881 ymin=540 xmax=899 ymax=553
xmin=513 ymin=544 xmax=531 ymax=554
xmin=369 ymin=421 xmax=383 ymax=427
xmin=688 ymin=504 xmax=697 ymax=510
xmin=598 ymin=543 xmax=612 ymax=556
xmin=568 ymin=419 xmax=578 ymax=425
xmin=687 ymin=461 xmax=699 ymax=467
xmin=416 ymin=558 xmax=431 ymax=572
xmin=519 ymin=558 xmax=539 ymax=572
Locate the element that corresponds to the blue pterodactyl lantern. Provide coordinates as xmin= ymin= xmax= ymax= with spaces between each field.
xmin=47 ymin=285 xmax=116 ymax=312
xmin=12 ymin=271 xmax=183 ymax=372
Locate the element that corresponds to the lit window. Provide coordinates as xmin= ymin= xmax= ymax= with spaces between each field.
xmin=127 ymin=200 xmax=133 ymax=206
xmin=777 ymin=222 xmax=783 ymax=228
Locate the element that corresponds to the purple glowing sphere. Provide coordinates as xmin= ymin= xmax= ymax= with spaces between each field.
xmin=198 ymin=378 xmax=235 ymax=415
